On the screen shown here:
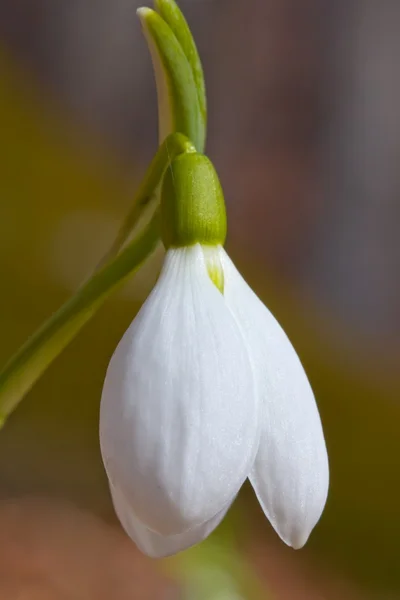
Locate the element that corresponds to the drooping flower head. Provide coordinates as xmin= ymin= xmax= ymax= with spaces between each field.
xmin=100 ymin=151 xmax=329 ymax=558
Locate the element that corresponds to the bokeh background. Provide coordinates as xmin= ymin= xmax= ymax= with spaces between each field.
xmin=0 ymin=0 xmax=399 ymax=598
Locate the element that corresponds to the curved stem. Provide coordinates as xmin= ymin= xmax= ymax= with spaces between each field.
xmin=0 ymin=134 xmax=195 ymax=426
xmin=0 ymin=213 xmax=160 ymax=424
xmin=0 ymin=0 xmax=206 ymax=424
xmin=98 ymin=132 xmax=195 ymax=268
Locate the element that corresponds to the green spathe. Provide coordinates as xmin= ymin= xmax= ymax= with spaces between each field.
xmin=161 ymin=152 xmax=227 ymax=249
xmin=137 ymin=6 xmax=205 ymax=152
xmin=154 ymin=0 xmax=207 ymax=127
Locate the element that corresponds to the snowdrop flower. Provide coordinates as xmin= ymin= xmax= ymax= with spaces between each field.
xmin=100 ymin=152 xmax=329 ymax=558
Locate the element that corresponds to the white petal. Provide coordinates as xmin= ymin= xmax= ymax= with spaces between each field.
xmin=220 ymin=249 xmax=329 ymax=549
xmin=100 ymin=244 xmax=258 ymax=536
xmin=110 ymin=482 xmax=231 ymax=558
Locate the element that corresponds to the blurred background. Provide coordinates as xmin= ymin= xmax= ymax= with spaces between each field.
xmin=0 ymin=0 xmax=399 ymax=597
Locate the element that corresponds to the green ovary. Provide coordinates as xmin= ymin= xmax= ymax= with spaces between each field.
xmin=161 ymin=152 xmax=227 ymax=249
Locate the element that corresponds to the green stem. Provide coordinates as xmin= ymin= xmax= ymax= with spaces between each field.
xmin=98 ymin=132 xmax=195 ymax=267
xmin=0 ymin=213 xmax=160 ymax=424
xmin=0 ymin=0 xmax=206 ymax=424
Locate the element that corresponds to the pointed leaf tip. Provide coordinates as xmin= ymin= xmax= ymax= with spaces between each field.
xmin=136 ymin=6 xmax=150 ymax=18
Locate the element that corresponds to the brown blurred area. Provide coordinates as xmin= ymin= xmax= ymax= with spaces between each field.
xmin=0 ymin=497 xmax=175 ymax=599
xmin=0 ymin=0 xmax=399 ymax=598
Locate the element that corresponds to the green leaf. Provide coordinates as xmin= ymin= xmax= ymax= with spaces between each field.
xmin=138 ymin=5 xmax=206 ymax=152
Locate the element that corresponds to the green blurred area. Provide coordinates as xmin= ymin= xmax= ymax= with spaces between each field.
xmin=0 ymin=48 xmax=400 ymax=599
xmin=0 ymin=49 xmax=143 ymax=508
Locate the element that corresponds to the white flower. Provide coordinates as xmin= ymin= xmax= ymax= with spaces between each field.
xmin=100 ymin=242 xmax=329 ymax=558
